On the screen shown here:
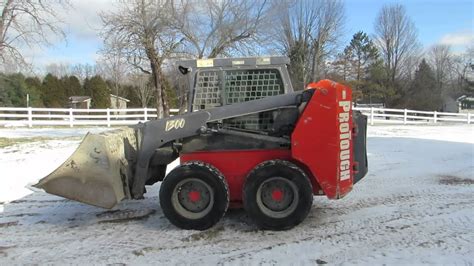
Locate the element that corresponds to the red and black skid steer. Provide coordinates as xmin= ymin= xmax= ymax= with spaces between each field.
xmin=35 ymin=57 xmax=368 ymax=230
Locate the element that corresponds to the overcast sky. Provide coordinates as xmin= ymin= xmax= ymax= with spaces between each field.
xmin=24 ymin=0 xmax=474 ymax=70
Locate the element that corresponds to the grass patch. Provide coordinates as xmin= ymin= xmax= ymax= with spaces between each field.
xmin=0 ymin=137 xmax=51 ymax=148
xmin=0 ymin=136 xmax=81 ymax=148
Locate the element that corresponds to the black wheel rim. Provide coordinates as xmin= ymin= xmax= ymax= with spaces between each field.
xmin=256 ymin=177 xmax=299 ymax=218
xmin=171 ymin=178 xmax=214 ymax=219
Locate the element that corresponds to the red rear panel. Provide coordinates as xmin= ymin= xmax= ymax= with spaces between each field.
xmin=291 ymin=80 xmax=354 ymax=199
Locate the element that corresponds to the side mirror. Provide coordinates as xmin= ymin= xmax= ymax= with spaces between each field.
xmin=178 ymin=65 xmax=191 ymax=75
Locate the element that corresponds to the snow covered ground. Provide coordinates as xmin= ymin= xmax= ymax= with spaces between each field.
xmin=0 ymin=124 xmax=473 ymax=264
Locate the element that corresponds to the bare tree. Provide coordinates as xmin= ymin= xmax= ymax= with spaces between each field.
xmin=278 ymin=0 xmax=345 ymax=89
xmin=0 ymin=0 xmax=69 ymax=69
xmin=172 ymin=0 xmax=269 ymax=59
xmin=428 ymin=44 xmax=453 ymax=91
xmin=70 ymin=63 xmax=99 ymax=82
xmin=168 ymin=0 xmax=271 ymax=110
xmin=98 ymin=37 xmax=129 ymax=105
xmin=308 ymin=0 xmax=345 ymax=81
xmin=71 ymin=64 xmax=86 ymax=81
xmin=45 ymin=63 xmax=71 ymax=77
xmin=374 ymin=4 xmax=420 ymax=84
xmin=101 ymin=0 xmax=182 ymax=118
xmin=452 ymin=45 xmax=474 ymax=94
xmin=127 ymin=71 xmax=154 ymax=108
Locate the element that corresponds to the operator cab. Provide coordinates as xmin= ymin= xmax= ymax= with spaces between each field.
xmin=177 ymin=56 xmax=299 ymax=137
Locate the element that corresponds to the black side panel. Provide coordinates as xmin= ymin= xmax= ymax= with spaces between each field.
xmin=353 ymin=111 xmax=368 ymax=184
xmin=181 ymin=130 xmax=290 ymax=153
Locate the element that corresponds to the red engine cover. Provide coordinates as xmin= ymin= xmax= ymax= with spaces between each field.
xmin=292 ymin=80 xmax=354 ymax=199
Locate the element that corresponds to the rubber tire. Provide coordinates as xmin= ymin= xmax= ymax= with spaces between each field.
xmin=243 ymin=160 xmax=313 ymax=230
xmin=159 ymin=161 xmax=229 ymax=230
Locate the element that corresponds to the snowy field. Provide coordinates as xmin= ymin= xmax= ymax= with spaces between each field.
xmin=0 ymin=124 xmax=473 ymax=264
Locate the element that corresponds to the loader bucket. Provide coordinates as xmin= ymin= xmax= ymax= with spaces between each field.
xmin=34 ymin=128 xmax=138 ymax=209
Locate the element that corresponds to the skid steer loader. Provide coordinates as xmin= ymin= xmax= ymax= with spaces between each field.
xmin=35 ymin=56 xmax=368 ymax=230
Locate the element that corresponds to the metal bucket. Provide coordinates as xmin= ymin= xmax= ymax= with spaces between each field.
xmin=34 ymin=128 xmax=138 ymax=209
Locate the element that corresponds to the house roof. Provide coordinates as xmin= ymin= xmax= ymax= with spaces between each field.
xmin=457 ymin=95 xmax=474 ymax=102
xmin=110 ymin=94 xmax=130 ymax=102
xmin=69 ymin=96 xmax=91 ymax=103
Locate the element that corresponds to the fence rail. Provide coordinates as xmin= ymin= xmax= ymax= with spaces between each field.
xmin=0 ymin=106 xmax=471 ymax=127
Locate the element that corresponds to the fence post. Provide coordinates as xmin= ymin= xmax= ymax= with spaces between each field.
xmin=69 ymin=108 xmax=74 ymax=128
xmin=370 ymin=107 xmax=374 ymax=126
xmin=403 ymin=109 xmax=407 ymax=125
xmin=28 ymin=107 xmax=33 ymax=128
xmin=106 ymin=108 xmax=111 ymax=127
xmin=468 ymin=113 xmax=471 ymax=124
xmin=144 ymin=107 xmax=148 ymax=121
xmin=433 ymin=111 xmax=437 ymax=124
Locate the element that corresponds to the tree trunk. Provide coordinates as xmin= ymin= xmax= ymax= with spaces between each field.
xmin=150 ymin=58 xmax=164 ymax=118
xmin=145 ymin=44 xmax=169 ymax=118
xmin=160 ymin=75 xmax=170 ymax=117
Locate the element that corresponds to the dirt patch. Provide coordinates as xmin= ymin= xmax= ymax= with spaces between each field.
xmin=0 ymin=246 xmax=15 ymax=257
xmin=9 ymin=199 xmax=68 ymax=204
xmin=5 ymin=213 xmax=39 ymax=218
xmin=181 ymin=226 xmax=225 ymax=242
xmin=439 ymin=175 xmax=474 ymax=185
xmin=97 ymin=209 xmax=156 ymax=224
xmin=96 ymin=209 xmax=121 ymax=218
xmin=132 ymin=247 xmax=163 ymax=256
xmin=0 ymin=221 xmax=19 ymax=228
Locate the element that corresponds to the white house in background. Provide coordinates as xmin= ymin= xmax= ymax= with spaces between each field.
xmin=110 ymin=94 xmax=130 ymax=109
xmin=457 ymin=95 xmax=474 ymax=113
xmin=69 ymin=96 xmax=91 ymax=109
xmin=69 ymin=95 xmax=129 ymax=110
xmin=441 ymin=96 xmax=458 ymax=113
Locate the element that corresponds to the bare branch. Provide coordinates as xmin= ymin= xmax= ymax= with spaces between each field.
xmin=374 ymin=4 xmax=420 ymax=84
xmin=0 ymin=0 xmax=69 ymax=70
xmin=101 ymin=0 xmax=182 ymax=118
xmin=171 ymin=0 xmax=270 ymax=59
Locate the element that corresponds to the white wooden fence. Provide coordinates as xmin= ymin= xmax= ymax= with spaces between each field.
xmin=0 ymin=106 xmax=471 ymax=127
xmin=355 ymin=107 xmax=472 ymax=125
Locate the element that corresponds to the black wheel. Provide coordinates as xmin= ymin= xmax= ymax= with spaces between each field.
xmin=243 ymin=160 xmax=313 ymax=230
xmin=159 ymin=161 xmax=229 ymax=230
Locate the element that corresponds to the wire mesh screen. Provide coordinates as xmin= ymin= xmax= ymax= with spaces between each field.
xmin=194 ymin=70 xmax=221 ymax=110
xmin=223 ymin=69 xmax=283 ymax=131
xmin=193 ymin=69 xmax=284 ymax=131
xmin=224 ymin=69 xmax=283 ymax=104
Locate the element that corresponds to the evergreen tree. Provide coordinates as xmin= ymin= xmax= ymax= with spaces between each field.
xmin=0 ymin=74 xmax=11 ymax=106
xmin=122 ymin=84 xmax=142 ymax=108
xmin=24 ymin=76 xmax=44 ymax=107
xmin=364 ymin=59 xmax=395 ymax=104
xmin=345 ymin=31 xmax=379 ymax=82
xmin=84 ymin=75 xmax=110 ymax=108
xmin=407 ymin=59 xmax=441 ymax=110
xmin=0 ymin=73 xmax=28 ymax=106
xmin=42 ymin=73 xmax=66 ymax=107
xmin=330 ymin=50 xmax=353 ymax=82
xmin=62 ymin=75 xmax=84 ymax=97
xmin=343 ymin=31 xmax=380 ymax=102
